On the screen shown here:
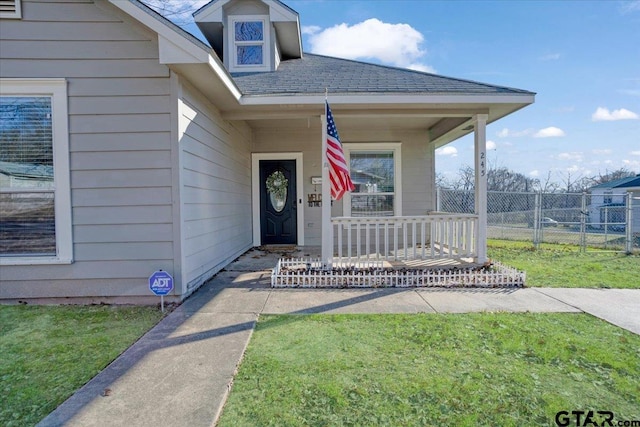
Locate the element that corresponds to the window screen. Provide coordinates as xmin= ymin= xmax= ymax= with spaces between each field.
xmin=349 ymin=151 xmax=395 ymax=216
xmin=0 ymin=96 xmax=56 ymax=255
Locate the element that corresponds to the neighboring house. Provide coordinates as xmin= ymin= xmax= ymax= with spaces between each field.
xmin=588 ymin=175 xmax=640 ymax=232
xmin=0 ymin=0 xmax=534 ymax=303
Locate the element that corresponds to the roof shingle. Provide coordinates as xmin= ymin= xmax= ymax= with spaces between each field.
xmin=231 ymin=53 xmax=534 ymax=96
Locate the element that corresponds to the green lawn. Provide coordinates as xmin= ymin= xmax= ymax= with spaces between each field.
xmin=0 ymin=305 xmax=164 ymax=427
xmin=219 ymin=313 xmax=640 ymax=427
xmin=488 ymin=240 xmax=640 ymax=288
xmin=2 ymin=242 xmax=638 ymax=426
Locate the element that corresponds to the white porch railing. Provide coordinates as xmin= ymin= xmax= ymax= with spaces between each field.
xmin=332 ymin=214 xmax=478 ymax=261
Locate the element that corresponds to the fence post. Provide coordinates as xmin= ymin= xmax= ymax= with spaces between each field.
xmin=603 ymin=206 xmax=608 ymax=250
xmin=533 ymin=192 xmax=541 ymax=249
xmin=580 ymin=192 xmax=587 ymax=252
xmin=436 ymin=187 xmax=441 ymax=212
xmin=626 ymin=191 xmax=633 ymax=254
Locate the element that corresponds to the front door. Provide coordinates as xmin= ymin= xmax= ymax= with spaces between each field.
xmin=260 ymin=160 xmax=297 ymax=245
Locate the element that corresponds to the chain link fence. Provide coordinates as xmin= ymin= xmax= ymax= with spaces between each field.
xmin=437 ymin=188 xmax=639 ymax=252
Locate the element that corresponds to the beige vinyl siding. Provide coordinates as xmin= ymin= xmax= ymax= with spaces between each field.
xmin=0 ymin=0 xmax=176 ymax=302
xmin=254 ymin=124 xmax=434 ymax=246
xmin=179 ymin=81 xmax=252 ymax=292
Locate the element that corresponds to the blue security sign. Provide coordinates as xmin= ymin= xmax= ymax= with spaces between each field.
xmin=149 ymin=270 xmax=174 ymax=296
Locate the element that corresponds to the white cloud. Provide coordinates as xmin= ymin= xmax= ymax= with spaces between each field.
xmin=496 ymin=128 xmax=533 ymax=138
xmin=567 ymin=165 xmax=580 ymax=173
xmin=539 ymin=53 xmax=561 ymax=61
xmin=306 ymin=18 xmax=434 ymax=71
xmin=486 ymin=140 xmax=497 ymax=150
xmin=591 ymin=107 xmax=639 ymax=121
xmin=558 ymin=152 xmax=583 ymax=162
xmin=534 ymin=127 xmax=566 ymax=138
xmin=436 ymin=146 xmax=458 ymax=157
xmin=592 ymin=149 xmax=612 ymax=155
xmin=623 ymin=159 xmax=640 ymax=169
xmin=407 ymin=63 xmax=437 ymax=73
xmin=529 ymin=170 xmax=539 ymax=177
xmin=631 ymin=151 xmax=640 ymax=156
xmin=301 ymin=25 xmax=321 ymax=35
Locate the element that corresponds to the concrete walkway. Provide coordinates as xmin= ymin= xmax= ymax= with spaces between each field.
xmin=38 ymin=248 xmax=640 ymax=427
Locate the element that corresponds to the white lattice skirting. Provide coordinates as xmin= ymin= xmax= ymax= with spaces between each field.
xmin=271 ymin=258 xmax=526 ymax=288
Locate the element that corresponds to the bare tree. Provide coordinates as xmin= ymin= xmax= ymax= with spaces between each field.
xmin=557 ymin=171 xmax=594 ymax=193
xmin=487 ymin=167 xmax=538 ymax=192
xmin=593 ymin=168 xmax=635 ymax=185
xmin=141 ymin=0 xmax=205 ymax=25
xmin=453 ymin=165 xmax=475 ymax=191
xmin=534 ymin=171 xmax=560 ymax=193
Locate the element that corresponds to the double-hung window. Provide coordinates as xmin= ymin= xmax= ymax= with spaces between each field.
xmin=229 ymin=16 xmax=269 ymax=71
xmin=343 ymin=143 xmax=402 ymax=217
xmin=0 ymin=79 xmax=72 ymax=264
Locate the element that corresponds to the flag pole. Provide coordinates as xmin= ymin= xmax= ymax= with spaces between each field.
xmin=321 ymin=89 xmax=333 ymax=268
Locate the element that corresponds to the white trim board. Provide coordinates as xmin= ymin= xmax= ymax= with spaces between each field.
xmin=251 ymin=153 xmax=304 ymax=246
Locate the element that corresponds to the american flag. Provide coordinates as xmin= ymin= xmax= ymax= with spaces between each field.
xmin=325 ymin=101 xmax=355 ymax=200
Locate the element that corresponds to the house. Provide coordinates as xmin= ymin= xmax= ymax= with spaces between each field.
xmin=588 ymin=174 xmax=640 ymax=233
xmin=0 ymin=0 xmax=534 ymax=303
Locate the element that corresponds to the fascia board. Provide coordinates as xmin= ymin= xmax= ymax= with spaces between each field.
xmin=207 ymin=57 xmax=243 ymax=100
xmin=239 ymin=93 xmax=535 ymax=106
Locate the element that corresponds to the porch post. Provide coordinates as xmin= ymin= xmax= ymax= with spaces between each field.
xmin=321 ymin=113 xmax=333 ymax=267
xmin=474 ymin=114 xmax=489 ymax=264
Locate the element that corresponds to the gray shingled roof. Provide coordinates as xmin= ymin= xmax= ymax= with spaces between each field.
xmin=231 ymin=54 xmax=534 ymax=96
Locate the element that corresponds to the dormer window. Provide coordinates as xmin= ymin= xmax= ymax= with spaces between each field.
xmin=229 ymin=16 xmax=270 ymax=72
xmin=235 ymin=20 xmax=263 ymax=64
xmin=194 ymin=0 xmax=302 ymax=73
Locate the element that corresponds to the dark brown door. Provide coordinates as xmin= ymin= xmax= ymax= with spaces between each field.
xmin=260 ymin=160 xmax=297 ymax=245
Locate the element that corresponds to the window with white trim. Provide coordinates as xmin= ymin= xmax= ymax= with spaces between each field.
xmin=0 ymin=0 xmax=22 ymax=19
xmin=343 ymin=143 xmax=402 ymax=217
xmin=0 ymin=79 xmax=72 ymax=264
xmin=229 ymin=16 xmax=270 ymax=72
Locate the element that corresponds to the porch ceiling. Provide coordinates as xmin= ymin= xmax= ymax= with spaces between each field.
xmin=246 ymin=115 xmax=444 ymax=132
xmin=219 ymin=99 xmax=530 ymax=147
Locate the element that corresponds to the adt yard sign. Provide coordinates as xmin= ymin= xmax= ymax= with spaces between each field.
xmin=149 ymin=270 xmax=173 ymax=296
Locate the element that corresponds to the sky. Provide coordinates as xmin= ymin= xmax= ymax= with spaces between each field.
xmin=147 ymin=0 xmax=640 ymax=185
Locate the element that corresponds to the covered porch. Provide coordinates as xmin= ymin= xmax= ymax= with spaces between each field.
xmin=318 ymin=113 xmax=491 ymax=267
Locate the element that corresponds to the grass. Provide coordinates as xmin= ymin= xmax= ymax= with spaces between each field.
xmin=219 ymin=313 xmax=640 ymax=427
xmin=0 ymin=305 xmax=164 ymax=427
xmin=488 ymin=239 xmax=640 ymax=288
xmin=2 ymin=242 xmax=637 ymax=425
